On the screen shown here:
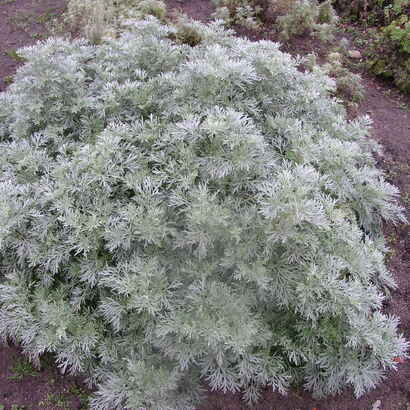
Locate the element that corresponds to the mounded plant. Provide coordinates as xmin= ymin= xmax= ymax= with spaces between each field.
xmin=277 ymin=0 xmax=338 ymax=42
xmin=65 ymin=0 xmax=167 ymax=42
xmin=0 ymin=18 xmax=407 ymax=410
xmin=305 ymin=52 xmax=365 ymax=104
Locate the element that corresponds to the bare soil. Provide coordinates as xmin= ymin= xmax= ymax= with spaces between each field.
xmin=0 ymin=0 xmax=67 ymax=91
xmin=0 ymin=1 xmax=409 ymax=409
xmin=0 ymin=343 xmax=89 ymax=409
xmin=165 ymin=0 xmax=213 ymax=22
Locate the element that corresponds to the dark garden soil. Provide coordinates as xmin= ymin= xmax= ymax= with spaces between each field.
xmin=0 ymin=0 xmax=410 ymax=409
xmin=165 ymin=0 xmax=214 ymax=22
xmin=0 ymin=0 xmax=67 ymax=92
xmin=0 ymin=343 xmax=90 ymax=409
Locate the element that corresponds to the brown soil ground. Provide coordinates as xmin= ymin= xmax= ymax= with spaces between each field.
xmin=0 ymin=343 xmax=89 ymax=409
xmin=0 ymin=0 xmax=67 ymax=91
xmin=0 ymin=1 xmax=409 ymax=409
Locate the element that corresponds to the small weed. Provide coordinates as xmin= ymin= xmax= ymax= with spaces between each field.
xmin=383 ymin=89 xmax=392 ymax=96
xmin=137 ymin=0 xmax=167 ymax=20
xmin=354 ymin=36 xmax=367 ymax=46
xmin=7 ymin=12 xmax=31 ymax=31
xmin=4 ymin=48 xmax=21 ymax=60
xmin=36 ymin=10 xmax=55 ymax=24
xmin=70 ymin=381 xmax=89 ymax=409
xmin=9 ymin=356 xmax=38 ymax=380
xmin=315 ymin=52 xmax=364 ymax=104
xmin=39 ymin=391 xmax=70 ymax=408
xmin=386 ymin=169 xmax=397 ymax=179
xmin=386 ymin=235 xmax=396 ymax=243
xmin=0 ymin=0 xmax=14 ymax=5
xmin=31 ymin=32 xmax=47 ymax=40
xmin=7 ymin=10 xmax=42 ymax=30
xmin=11 ymin=405 xmax=26 ymax=410
xmin=385 ymin=161 xmax=409 ymax=180
xmin=3 ymin=76 xmax=13 ymax=85
xmin=395 ymin=101 xmax=407 ymax=110
xmin=387 ymin=248 xmax=398 ymax=259
xmin=0 ymin=405 xmax=4 ymax=410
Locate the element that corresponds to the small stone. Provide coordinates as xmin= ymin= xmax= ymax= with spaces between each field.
xmin=348 ymin=50 xmax=362 ymax=59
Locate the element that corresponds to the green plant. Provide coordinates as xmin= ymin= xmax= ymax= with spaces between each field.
xmin=234 ymin=3 xmax=261 ymax=29
xmin=210 ymin=0 xmax=262 ymax=29
xmin=70 ymin=381 xmax=90 ymax=409
xmin=396 ymin=101 xmax=407 ymax=110
xmin=9 ymin=357 xmax=38 ymax=380
xmin=3 ymin=48 xmax=25 ymax=61
xmin=173 ymin=18 xmax=204 ymax=46
xmin=387 ymin=248 xmax=398 ymax=259
xmin=277 ymin=0 xmax=338 ymax=41
xmin=0 ymin=18 xmax=407 ymax=410
xmin=2 ymin=76 xmax=13 ymax=85
xmin=36 ymin=9 xmax=56 ymax=24
xmin=137 ymin=0 xmax=167 ymax=19
xmin=39 ymin=392 xmax=70 ymax=408
xmin=306 ymin=52 xmax=364 ymax=103
xmin=7 ymin=11 xmax=35 ymax=31
xmin=370 ymin=13 xmax=410 ymax=93
xmin=72 ymin=0 xmax=112 ymax=44
xmin=336 ymin=0 xmax=409 ymax=24
xmin=210 ymin=6 xmax=231 ymax=25
xmin=65 ymin=0 xmax=167 ymax=42
xmin=336 ymin=0 xmax=410 ymax=93
xmin=386 ymin=234 xmax=397 ymax=243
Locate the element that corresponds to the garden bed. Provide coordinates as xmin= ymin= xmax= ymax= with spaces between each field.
xmin=0 ymin=1 xmax=409 ymax=409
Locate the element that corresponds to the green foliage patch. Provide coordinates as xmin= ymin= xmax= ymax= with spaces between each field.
xmin=336 ymin=0 xmax=410 ymax=93
xmin=65 ymin=0 xmax=167 ymax=43
xmin=0 ymin=18 xmax=408 ymax=409
xmin=370 ymin=12 xmax=410 ymax=93
xmin=210 ymin=0 xmax=339 ymax=40
xmin=277 ymin=0 xmax=338 ymax=41
xmin=9 ymin=356 xmax=38 ymax=379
